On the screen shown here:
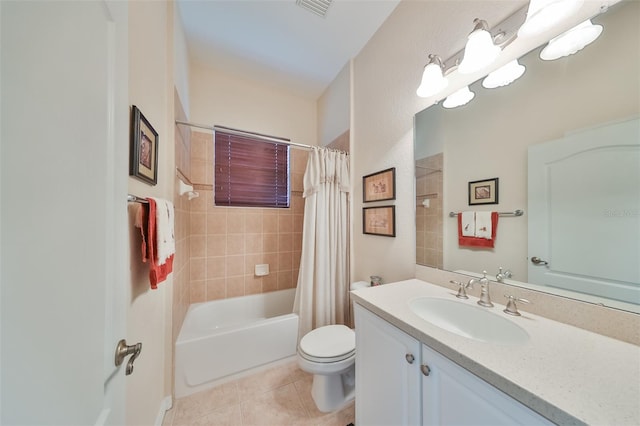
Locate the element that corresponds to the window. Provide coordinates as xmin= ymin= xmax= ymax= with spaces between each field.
xmin=214 ymin=128 xmax=290 ymax=208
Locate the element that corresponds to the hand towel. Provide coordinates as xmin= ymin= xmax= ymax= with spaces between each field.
xmin=461 ymin=211 xmax=475 ymax=237
xmin=458 ymin=212 xmax=499 ymax=248
xmin=137 ymin=198 xmax=174 ymax=289
xmin=474 ymin=211 xmax=492 ymax=239
xmin=149 ymin=197 xmax=175 ymax=265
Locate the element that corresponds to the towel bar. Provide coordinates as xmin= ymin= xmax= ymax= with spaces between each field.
xmin=127 ymin=194 xmax=148 ymax=204
xmin=449 ymin=209 xmax=524 ymax=217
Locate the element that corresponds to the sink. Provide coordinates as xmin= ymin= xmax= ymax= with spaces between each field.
xmin=408 ymin=297 xmax=529 ymax=344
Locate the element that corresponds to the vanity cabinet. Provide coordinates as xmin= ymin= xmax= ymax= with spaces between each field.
xmin=354 ymin=303 xmax=421 ymax=425
xmin=354 ymin=303 xmax=553 ymax=426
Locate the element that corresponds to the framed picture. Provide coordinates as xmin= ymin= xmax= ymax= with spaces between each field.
xmin=363 ymin=167 xmax=396 ymax=202
xmin=469 ymin=177 xmax=499 ymax=205
xmin=363 ymin=206 xmax=396 ymax=237
xmin=130 ymin=105 xmax=158 ymax=185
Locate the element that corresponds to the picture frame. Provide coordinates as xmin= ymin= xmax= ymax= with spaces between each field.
xmin=468 ymin=177 xmax=499 ymax=205
xmin=130 ymin=105 xmax=158 ymax=185
xmin=363 ymin=206 xmax=396 ymax=237
xmin=363 ymin=167 xmax=396 ymax=202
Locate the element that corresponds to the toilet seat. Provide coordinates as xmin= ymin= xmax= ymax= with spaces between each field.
xmin=298 ymin=325 xmax=355 ymax=364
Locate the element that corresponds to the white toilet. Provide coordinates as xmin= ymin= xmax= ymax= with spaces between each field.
xmin=297 ymin=324 xmax=356 ymax=412
xmin=296 ymin=281 xmax=370 ymax=413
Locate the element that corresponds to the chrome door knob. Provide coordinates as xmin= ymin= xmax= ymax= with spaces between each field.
xmin=530 ymin=256 xmax=549 ymax=265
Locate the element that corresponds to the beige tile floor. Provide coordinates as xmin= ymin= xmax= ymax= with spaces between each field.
xmin=162 ymin=361 xmax=355 ymax=426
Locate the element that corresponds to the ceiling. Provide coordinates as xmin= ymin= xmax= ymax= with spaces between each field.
xmin=176 ymin=0 xmax=401 ymax=100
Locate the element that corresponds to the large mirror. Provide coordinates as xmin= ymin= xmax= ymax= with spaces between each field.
xmin=414 ymin=1 xmax=639 ymax=313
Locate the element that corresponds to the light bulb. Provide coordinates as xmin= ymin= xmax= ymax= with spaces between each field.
xmin=482 ymin=59 xmax=526 ymax=89
xmin=458 ymin=19 xmax=501 ymax=74
xmin=416 ymin=55 xmax=449 ymax=98
xmin=540 ymin=19 xmax=603 ymax=60
xmin=443 ymin=86 xmax=475 ymax=109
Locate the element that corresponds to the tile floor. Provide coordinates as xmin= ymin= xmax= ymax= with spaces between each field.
xmin=162 ymin=361 xmax=355 ymax=426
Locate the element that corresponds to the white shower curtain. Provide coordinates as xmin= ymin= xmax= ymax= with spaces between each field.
xmin=293 ymin=147 xmax=350 ymax=340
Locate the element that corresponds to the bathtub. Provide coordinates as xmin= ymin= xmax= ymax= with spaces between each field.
xmin=175 ymin=288 xmax=299 ymax=397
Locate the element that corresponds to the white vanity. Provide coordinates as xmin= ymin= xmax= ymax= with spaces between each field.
xmin=351 ymin=279 xmax=640 ymax=425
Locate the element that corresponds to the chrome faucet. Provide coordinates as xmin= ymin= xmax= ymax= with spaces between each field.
xmin=477 ymin=271 xmax=493 ymax=308
xmin=450 ymin=279 xmax=476 ymax=299
xmin=495 ymin=267 xmax=513 ymax=283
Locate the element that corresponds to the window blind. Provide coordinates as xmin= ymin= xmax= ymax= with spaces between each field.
xmin=214 ymin=129 xmax=290 ymax=208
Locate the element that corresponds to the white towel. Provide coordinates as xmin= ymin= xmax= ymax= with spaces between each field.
xmin=461 ymin=211 xmax=475 ymax=237
xmin=475 ymin=211 xmax=492 ymax=240
xmin=150 ymin=197 xmax=175 ymax=265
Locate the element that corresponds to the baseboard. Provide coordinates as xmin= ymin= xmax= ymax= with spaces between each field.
xmin=155 ymin=396 xmax=173 ymax=426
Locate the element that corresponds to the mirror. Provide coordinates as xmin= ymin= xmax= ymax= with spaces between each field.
xmin=414 ymin=1 xmax=640 ymax=313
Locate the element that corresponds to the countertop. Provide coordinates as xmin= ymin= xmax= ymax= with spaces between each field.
xmin=351 ymin=279 xmax=640 ymax=425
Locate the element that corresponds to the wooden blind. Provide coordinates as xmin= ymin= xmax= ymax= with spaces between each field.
xmin=214 ymin=129 xmax=290 ymax=208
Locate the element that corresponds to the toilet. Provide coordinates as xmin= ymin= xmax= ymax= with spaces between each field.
xmin=296 ymin=281 xmax=370 ymax=413
xmin=297 ymin=324 xmax=356 ymax=413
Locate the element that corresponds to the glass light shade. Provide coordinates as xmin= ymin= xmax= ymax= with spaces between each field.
xmin=416 ymin=60 xmax=449 ymax=98
xmin=540 ymin=19 xmax=603 ymax=60
xmin=518 ymin=0 xmax=584 ymax=38
xmin=458 ymin=28 xmax=501 ymax=74
xmin=482 ymin=60 xmax=526 ymax=89
xmin=442 ymin=86 xmax=475 ymax=109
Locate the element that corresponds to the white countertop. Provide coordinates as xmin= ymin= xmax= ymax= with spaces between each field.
xmin=351 ymin=279 xmax=640 ymax=425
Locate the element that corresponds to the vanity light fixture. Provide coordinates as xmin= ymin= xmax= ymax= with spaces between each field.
xmin=416 ymin=54 xmax=449 ymax=98
xmin=482 ymin=59 xmax=526 ymax=89
xmin=517 ymin=0 xmax=584 ymax=38
xmin=539 ymin=19 xmax=603 ymax=60
xmin=442 ymin=86 xmax=475 ymax=109
xmin=457 ymin=19 xmax=501 ymax=74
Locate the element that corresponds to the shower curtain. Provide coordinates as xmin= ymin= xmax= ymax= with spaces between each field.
xmin=293 ymin=147 xmax=350 ymax=340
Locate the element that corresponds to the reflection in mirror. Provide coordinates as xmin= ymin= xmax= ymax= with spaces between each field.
xmin=414 ymin=1 xmax=639 ymax=313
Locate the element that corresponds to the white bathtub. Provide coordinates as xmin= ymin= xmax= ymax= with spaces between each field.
xmin=175 ymin=288 xmax=299 ymax=397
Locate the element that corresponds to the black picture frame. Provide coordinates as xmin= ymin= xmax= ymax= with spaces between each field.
xmin=363 ymin=206 xmax=396 ymax=237
xmin=130 ymin=105 xmax=158 ymax=185
xmin=363 ymin=167 xmax=396 ymax=203
xmin=468 ymin=177 xmax=499 ymax=205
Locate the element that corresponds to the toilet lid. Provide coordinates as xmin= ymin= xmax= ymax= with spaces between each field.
xmin=299 ymin=325 xmax=355 ymax=361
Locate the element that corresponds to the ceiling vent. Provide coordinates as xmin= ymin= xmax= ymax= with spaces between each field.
xmin=296 ymin=0 xmax=332 ymax=18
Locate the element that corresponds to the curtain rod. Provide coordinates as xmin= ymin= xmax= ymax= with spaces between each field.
xmin=175 ymin=120 xmax=314 ymax=150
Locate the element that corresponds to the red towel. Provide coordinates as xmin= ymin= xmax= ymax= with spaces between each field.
xmin=458 ymin=212 xmax=498 ymax=248
xmin=139 ymin=198 xmax=174 ymax=289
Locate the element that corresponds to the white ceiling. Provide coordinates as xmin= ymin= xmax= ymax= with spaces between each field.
xmin=176 ymin=0 xmax=401 ymax=100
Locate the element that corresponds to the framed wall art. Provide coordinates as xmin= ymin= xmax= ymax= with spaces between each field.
xmin=468 ymin=177 xmax=499 ymax=205
xmin=363 ymin=167 xmax=396 ymax=202
xmin=363 ymin=206 xmax=396 ymax=237
xmin=130 ymin=105 xmax=158 ymax=185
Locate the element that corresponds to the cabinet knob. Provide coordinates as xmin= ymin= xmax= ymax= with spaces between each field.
xmin=421 ymin=364 xmax=431 ymax=376
xmin=405 ymin=353 xmax=415 ymax=364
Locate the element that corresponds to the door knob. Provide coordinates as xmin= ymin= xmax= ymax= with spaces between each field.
xmin=115 ymin=339 xmax=142 ymax=376
xmin=421 ymin=364 xmax=431 ymax=376
xmin=530 ymin=256 xmax=548 ymax=266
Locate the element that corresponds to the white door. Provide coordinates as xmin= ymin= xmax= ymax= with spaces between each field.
xmin=528 ymin=118 xmax=640 ymax=305
xmin=1 ymin=1 xmax=129 ymax=424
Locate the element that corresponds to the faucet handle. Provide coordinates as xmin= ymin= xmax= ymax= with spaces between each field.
xmin=450 ymin=280 xmax=469 ymax=299
xmin=503 ymin=294 xmax=531 ymax=316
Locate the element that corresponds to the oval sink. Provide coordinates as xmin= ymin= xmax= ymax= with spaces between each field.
xmin=409 ymin=297 xmax=529 ymax=344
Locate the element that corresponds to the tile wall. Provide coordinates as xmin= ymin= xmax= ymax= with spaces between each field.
xmin=415 ymin=153 xmax=443 ymax=268
xmin=188 ymin=131 xmax=308 ymax=302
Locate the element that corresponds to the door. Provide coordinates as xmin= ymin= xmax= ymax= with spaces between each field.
xmin=354 ymin=304 xmax=421 ymax=425
xmin=528 ymin=118 xmax=640 ymax=305
xmin=1 ymin=1 xmax=129 ymax=424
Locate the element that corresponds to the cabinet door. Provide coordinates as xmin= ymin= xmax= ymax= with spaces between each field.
xmin=355 ymin=304 xmax=422 ymax=425
xmin=421 ymin=345 xmax=553 ymax=426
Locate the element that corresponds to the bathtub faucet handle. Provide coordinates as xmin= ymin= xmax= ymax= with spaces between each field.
xmin=115 ymin=339 xmax=142 ymax=376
